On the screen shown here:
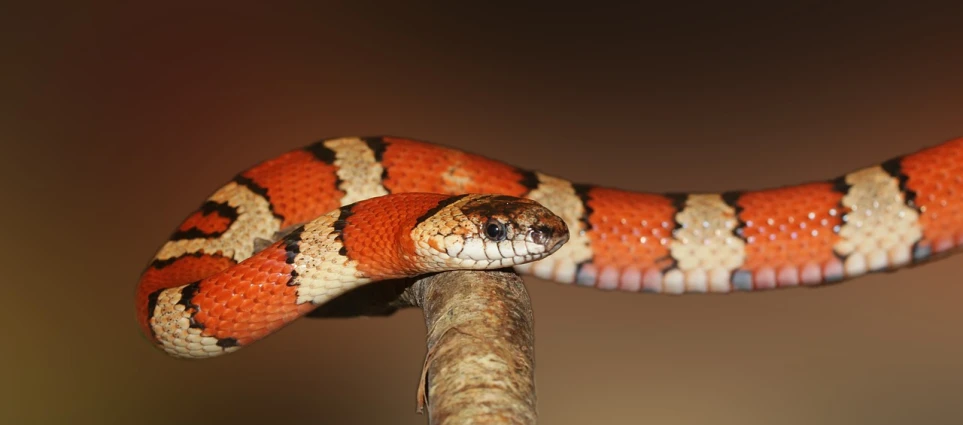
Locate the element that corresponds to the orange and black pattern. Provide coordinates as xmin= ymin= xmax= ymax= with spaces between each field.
xmin=136 ymin=135 xmax=963 ymax=357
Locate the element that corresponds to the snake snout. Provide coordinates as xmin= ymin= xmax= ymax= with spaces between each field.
xmin=530 ymin=213 xmax=569 ymax=254
xmin=530 ymin=226 xmax=550 ymax=245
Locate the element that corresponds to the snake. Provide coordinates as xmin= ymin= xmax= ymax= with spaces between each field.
xmin=136 ymin=135 xmax=963 ymax=359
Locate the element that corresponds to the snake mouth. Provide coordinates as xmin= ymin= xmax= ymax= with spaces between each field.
xmin=530 ymin=224 xmax=569 ymax=255
xmin=496 ymin=228 xmax=569 ymax=267
xmin=501 ymin=254 xmax=548 ymax=267
xmin=436 ymin=194 xmax=570 ymax=269
xmin=449 ymin=230 xmax=570 ymax=268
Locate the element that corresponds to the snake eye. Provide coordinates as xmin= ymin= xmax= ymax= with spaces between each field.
xmin=484 ymin=220 xmax=507 ymax=241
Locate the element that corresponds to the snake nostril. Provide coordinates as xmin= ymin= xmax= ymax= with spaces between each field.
xmin=531 ymin=226 xmax=553 ymax=245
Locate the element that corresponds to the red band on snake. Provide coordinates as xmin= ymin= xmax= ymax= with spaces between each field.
xmin=136 ymin=136 xmax=963 ymax=358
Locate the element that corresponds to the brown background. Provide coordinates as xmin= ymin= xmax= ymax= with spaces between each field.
xmin=4 ymin=3 xmax=963 ymax=424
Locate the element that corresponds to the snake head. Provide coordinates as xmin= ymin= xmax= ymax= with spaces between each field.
xmin=412 ymin=194 xmax=569 ymax=270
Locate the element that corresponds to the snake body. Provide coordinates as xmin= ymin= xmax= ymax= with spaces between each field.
xmin=136 ymin=136 xmax=963 ymax=358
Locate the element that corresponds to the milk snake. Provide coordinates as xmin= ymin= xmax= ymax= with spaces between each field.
xmin=136 ymin=136 xmax=963 ymax=358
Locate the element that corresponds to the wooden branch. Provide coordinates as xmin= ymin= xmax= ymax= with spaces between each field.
xmin=401 ymin=270 xmax=538 ymax=425
xmin=305 ymin=270 xmax=538 ymax=424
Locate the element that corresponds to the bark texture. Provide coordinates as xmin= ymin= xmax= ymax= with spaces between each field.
xmin=402 ymin=271 xmax=538 ymax=425
xmin=307 ymin=270 xmax=538 ymax=424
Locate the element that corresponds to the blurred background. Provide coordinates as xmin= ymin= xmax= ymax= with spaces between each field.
xmin=4 ymin=2 xmax=963 ymax=424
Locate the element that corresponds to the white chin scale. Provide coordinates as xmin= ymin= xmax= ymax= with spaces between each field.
xmin=443 ymin=234 xmax=547 ymax=269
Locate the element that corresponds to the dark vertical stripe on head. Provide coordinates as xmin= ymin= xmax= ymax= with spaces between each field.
xmin=414 ymin=194 xmax=471 ymax=227
xmin=170 ymin=201 xmax=240 ymax=240
xmin=880 ymin=156 xmax=919 ymax=210
xmin=233 ymin=174 xmax=282 ymax=221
